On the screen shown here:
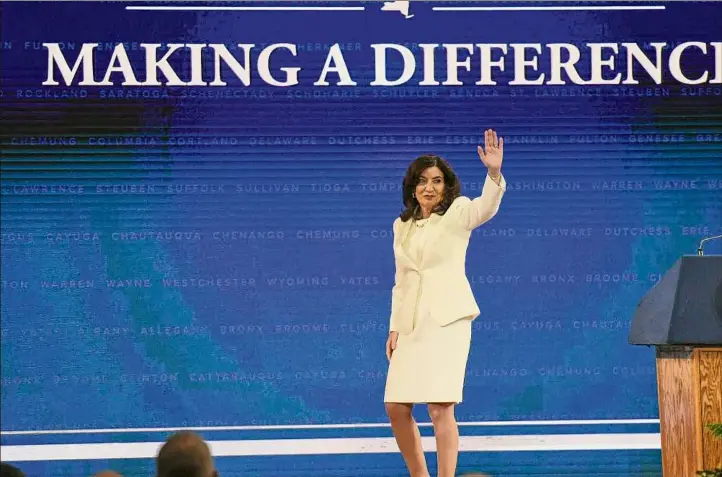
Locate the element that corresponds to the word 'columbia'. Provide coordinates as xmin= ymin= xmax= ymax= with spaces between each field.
xmin=43 ymin=41 xmax=722 ymax=87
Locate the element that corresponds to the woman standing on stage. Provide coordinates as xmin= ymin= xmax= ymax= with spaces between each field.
xmin=384 ymin=129 xmax=506 ymax=477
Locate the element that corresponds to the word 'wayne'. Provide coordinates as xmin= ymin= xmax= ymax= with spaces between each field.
xmin=42 ymin=41 xmax=722 ymax=87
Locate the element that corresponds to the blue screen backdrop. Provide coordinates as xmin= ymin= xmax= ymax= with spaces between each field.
xmin=1 ymin=1 xmax=721 ymax=476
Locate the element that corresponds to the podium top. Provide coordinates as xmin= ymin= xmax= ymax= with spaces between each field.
xmin=629 ymin=255 xmax=722 ymax=346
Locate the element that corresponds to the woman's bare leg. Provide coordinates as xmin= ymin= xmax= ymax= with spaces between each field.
xmin=428 ymin=402 xmax=459 ymax=477
xmin=385 ymin=403 xmax=429 ymax=477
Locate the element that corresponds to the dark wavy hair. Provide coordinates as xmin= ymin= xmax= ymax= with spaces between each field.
xmin=399 ymin=154 xmax=461 ymax=221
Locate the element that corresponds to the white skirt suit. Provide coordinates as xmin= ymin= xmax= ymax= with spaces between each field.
xmin=384 ymin=174 xmax=506 ymax=404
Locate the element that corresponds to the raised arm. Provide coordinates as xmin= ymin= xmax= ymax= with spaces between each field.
xmin=452 ymin=129 xmax=507 ymax=230
xmin=453 ymin=173 xmax=506 ymax=230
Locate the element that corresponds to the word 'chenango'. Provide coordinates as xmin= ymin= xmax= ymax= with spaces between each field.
xmin=42 ymin=41 xmax=722 ymax=87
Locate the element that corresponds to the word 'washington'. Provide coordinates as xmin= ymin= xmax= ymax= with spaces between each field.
xmin=42 ymin=42 xmax=722 ymax=87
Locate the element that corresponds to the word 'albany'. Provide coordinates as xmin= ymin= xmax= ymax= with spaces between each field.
xmin=42 ymin=41 xmax=722 ymax=87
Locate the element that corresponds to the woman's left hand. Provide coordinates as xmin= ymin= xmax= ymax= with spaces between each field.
xmin=477 ymin=129 xmax=504 ymax=175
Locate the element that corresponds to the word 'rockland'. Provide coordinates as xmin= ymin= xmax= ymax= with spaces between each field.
xmin=42 ymin=42 xmax=722 ymax=87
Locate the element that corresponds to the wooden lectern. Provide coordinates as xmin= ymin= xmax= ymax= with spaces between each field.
xmin=629 ymin=255 xmax=722 ymax=477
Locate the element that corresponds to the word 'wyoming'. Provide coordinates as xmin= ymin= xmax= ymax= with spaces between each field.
xmin=42 ymin=42 xmax=722 ymax=87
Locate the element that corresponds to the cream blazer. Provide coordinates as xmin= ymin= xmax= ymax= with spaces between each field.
xmin=389 ymin=174 xmax=506 ymax=335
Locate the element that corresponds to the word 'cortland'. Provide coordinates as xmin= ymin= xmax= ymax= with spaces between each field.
xmin=42 ymin=41 xmax=722 ymax=87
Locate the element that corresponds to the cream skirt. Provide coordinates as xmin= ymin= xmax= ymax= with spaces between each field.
xmin=384 ymin=304 xmax=472 ymax=404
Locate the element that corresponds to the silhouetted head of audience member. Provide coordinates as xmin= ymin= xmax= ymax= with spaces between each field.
xmin=156 ymin=431 xmax=217 ymax=477
xmin=0 ymin=463 xmax=26 ymax=477
xmin=92 ymin=471 xmax=123 ymax=477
